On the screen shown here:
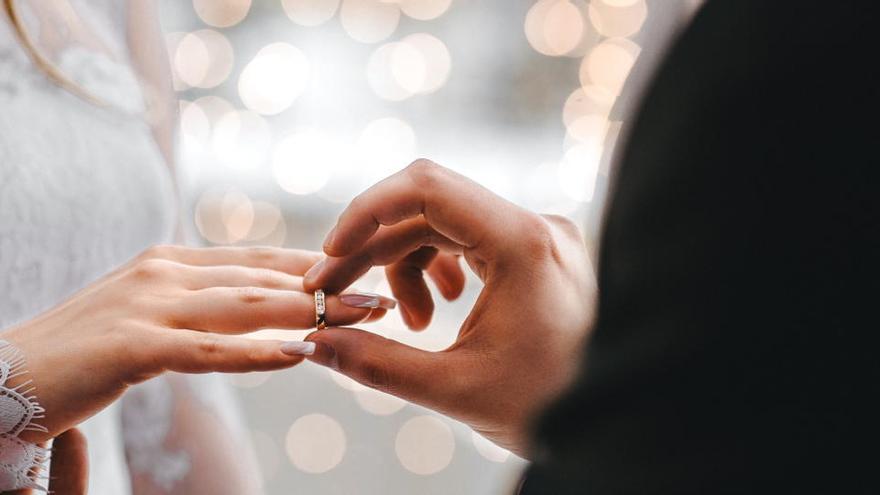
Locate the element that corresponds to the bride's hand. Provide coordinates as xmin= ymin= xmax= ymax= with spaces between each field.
xmin=1 ymin=245 xmax=387 ymax=443
xmin=302 ymin=160 xmax=596 ymax=456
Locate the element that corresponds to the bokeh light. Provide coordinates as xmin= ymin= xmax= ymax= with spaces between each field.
xmin=164 ymin=0 xmax=660 ymax=490
xmin=600 ymin=0 xmax=640 ymax=6
xmin=397 ymin=0 xmax=453 ymax=21
xmin=354 ymin=387 xmax=408 ymax=415
xmin=563 ymin=86 xmax=614 ymax=124
xmin=286 ymin=414 xmax=347 ymax=473
xmin=402 ymin=33 xmax=452 ymax=93
xmin=272 ymin=130 xmax=335 ymax=195
xmin=238 ymin=43 xmax=311 ymax=115
xmin=281 ymin=0 xmax=341 ymax=26
xmin=588 ymin=0 xmax=648 ymax=38
xmin=356 ymin=117 xmax=417 ymax=181
xmin=525 ymin=0 xmax=587 ymax=57
xmin=557 ymin=143 xmax=601 ymax=202
xmin=581 ymin=37 xmax=641 ymax=96
xmin=340 ymin=0 xmax=401 ymax=44
xmin=222 ymin=190 xmax=255 ymax=242
xmin=173 ymin=29 xmax=234 ymax=89
xmin=395 ymin=415 xmax=455 ymax=475
xmin=367 ymin=33 xmax=454 ymax=97
xmin=211 ymin=110 xmax=272 ymax=170
xmin=192 ymin=0 xmax=252 ymax=28
xmin=164 ymin=32 xmax=190 ymax=91
xmin=367 ymin=42 xmax=417 ymax=101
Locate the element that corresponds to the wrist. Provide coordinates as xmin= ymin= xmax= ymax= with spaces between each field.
xmin=0 ymin=339 xmax=51 ymax=488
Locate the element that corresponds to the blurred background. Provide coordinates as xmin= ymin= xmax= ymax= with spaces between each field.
xmin=158 ymin=0 xmax=678 ymax=493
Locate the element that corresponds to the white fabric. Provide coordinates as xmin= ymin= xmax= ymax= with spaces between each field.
xmin=0 ymin=340 xmax=48 ymax=490
xmin=0 ymin=1 xmax=169 ymax=489
xmin=0 ymin=2 xmax=241 ymax=493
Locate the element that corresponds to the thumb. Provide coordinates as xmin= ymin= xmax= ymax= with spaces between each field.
xmin=305 ymin=328 xmax=459 ymax=410
xmin=48 ymin=428 xmax=89 ymax=495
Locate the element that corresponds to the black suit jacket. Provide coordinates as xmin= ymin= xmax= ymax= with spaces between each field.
xmin=521 ymin=1 xmax=878 ymax=493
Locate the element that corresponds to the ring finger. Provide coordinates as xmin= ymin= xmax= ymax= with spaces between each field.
xmin=167 ymin=287 xmax=394 ymax=333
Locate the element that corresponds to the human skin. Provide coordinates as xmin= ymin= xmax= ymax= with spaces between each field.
xmin=303 ymin=160 xmax=597 ymax=456
xmin=1 ymin=245 xmax=391 ymax=444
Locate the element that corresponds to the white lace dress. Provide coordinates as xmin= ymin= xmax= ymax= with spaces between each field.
xmin=0 ymin=1 xmax=258 ymax=492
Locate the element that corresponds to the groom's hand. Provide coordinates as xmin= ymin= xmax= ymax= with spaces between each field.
xmin=303 ymin=160 xmax=596 ymax=456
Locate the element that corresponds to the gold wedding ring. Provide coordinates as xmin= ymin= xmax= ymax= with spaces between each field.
xmin=314 ymin=289 xmax=327 ymax=330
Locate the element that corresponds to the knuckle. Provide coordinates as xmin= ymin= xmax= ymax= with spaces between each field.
xmin=234 ymin=286 xmax=267 ymax=304
xmin=130 ymin=258 xmax=174 ymax=280
xmin=249 ymin=246 xmax=280 ymax=263
xmin=141 ymin=244 xmax=176 ymax=261
xmin=198 ymin=335 xmax=224 ymax=356
xmin=253 ymin=268 xmax=284 ymax=289
xmin=405 ymin=159 xmax=444 ymax=188
xmin=541 ymin=214 xmax=580 ymax=236
xmin=520 ymin=213 xmax=557 ymax=254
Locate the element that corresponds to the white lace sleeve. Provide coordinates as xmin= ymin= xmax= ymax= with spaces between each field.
xmin=0 ymin=339 xmax=49 ymax=491
xmin=121 ymin=373 xmax=263 ymax=494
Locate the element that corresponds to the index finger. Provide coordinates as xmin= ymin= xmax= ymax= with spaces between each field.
xmin=323 ymin=160 xmax=526 ymax=258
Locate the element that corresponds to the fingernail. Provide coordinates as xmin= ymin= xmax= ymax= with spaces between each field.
xmin=280 ymin=341 xmax=316 ymax=356
xmin=323 ymin=227 xmax=337 ymax=249
xmin=339 ymin=292 xmax=381 ymax=308
xmin=304 ymin=258 xmax=325 ymax=282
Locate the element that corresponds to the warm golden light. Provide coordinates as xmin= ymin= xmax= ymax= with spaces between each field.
xmin=397 ymin=0 xmax=452 ymax=21
xmin=340 ymin=0 xmax=401 ymax=44
xmin=588 ymin=0 xmax=648 ymax=38
xmin=402 ymin=33 xmax=452 ymax=93
xmin=354 ymin=387 xmax=408 ymax=415
xmin=192 ymin=0 xmax=252 ymax=28
xmin=395 ymin=416 xmax=455 ymax=475
xmin=557 ymin=143 xmax=601 ymax=202
xmin=581 ymin=37 xmax=641 ymax=96
xmin=563 ymin=86 xmax=615 ymax=126
xmin=238 ymin=43 xmax=311 ymax=115
xmin=281 ymin=0 xmax=341 ymax=27
xmin=273 ymin=130 xmax=334 ymax=195
xmin=286 ymin=414 xmax=347 ymax=473
xmin=173 ymin=30 xmax=234 ymax=89
xmin=211 ymin=110 xmax=272 ymax=170
xmin=525 ymin=0 xmax=587 ymax=57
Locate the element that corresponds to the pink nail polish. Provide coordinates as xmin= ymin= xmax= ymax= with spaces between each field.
xmin=280 ymin=341 xmax=316 ymax=356
xmin=339 ymin=292 xmax=381 ymax=308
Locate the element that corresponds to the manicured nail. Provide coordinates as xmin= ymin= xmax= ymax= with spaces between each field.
xmin=280 ymin=341 xmax=316 ymax=356
xmin=340 ymin=292 xmax=397 ymax=309
xmin=304 ymin=258 xmax=325 ymax=282
xmin=340 ymin=292 xmax=380 ymax=308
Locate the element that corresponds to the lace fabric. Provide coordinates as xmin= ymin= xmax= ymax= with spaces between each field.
xmin=0 ymin=340 xmax=48 ymax=491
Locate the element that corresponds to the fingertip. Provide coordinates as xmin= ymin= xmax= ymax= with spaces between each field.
xmin=304 ymin=332 xmax=339 ymax=370
xmin=399 ymin=303 xmax=432 ymax=331
xmin=436 ymin=278 xmax=464 ymax=301
xmin=364 ymin=308 xmax=388 ymax=323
